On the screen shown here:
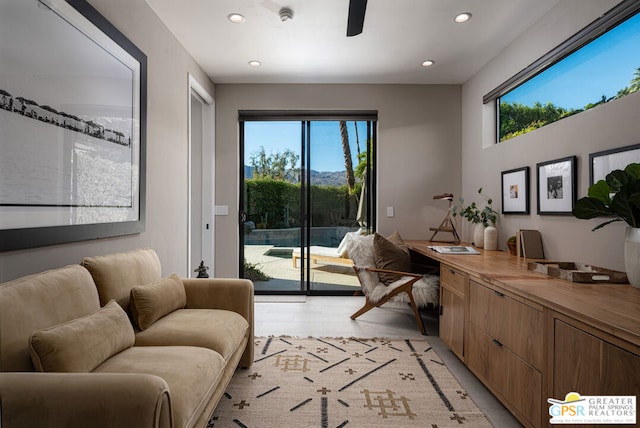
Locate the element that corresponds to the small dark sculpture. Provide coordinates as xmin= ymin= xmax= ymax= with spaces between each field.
xmin=194 ymin=261 xmax=209 ymax=278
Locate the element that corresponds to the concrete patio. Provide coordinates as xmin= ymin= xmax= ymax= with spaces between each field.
xmin=244 ymin=244 xmax=360 ymax=292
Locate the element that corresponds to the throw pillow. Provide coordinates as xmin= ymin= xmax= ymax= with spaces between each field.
xmin=373 ymin=233 xmax=412 ymax=285
xmin=29 ymin=300 xmax=134 ymax=372
xmin=130 ymin=273 xmax=186 ymax=330
xmin=386 ymin=230 xmax=410 ymax=255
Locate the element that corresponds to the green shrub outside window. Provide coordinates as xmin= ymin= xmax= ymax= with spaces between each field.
xmin=496 ymin=6 xmax=640 ymax=142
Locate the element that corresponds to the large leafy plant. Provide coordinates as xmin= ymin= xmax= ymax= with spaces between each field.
xmin=452 ymin=188 xmax=498 ymax=227
xmin=573 ymin=163 xmax=640 ymax=230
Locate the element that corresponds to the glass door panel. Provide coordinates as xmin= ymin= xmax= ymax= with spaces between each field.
xmin=241 ymin=121 xmax=304 ymax=293
xmin=308 ymin=120 xmax=370 ymax=292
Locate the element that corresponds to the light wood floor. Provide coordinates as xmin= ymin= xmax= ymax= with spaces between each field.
xmin=254 ymin=295 xmax=524 ymax=427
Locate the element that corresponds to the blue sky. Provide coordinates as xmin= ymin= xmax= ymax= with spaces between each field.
xmin=244 ymin=121 xmax=369 ymax=172
xmin=502 ymin=13 xmax=640 ymax=110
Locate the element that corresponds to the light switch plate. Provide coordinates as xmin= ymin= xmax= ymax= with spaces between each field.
xmin=214 ymin=205 xmax=229 ymax=216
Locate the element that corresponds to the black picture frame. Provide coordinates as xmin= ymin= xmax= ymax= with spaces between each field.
xmin=501 ymin=166 xmax=530 ymax=214
xmin=0 ymin=0 xmax=147 ymax=251
xmin=536 ymin=156 xmax=577 ymax=215
xmin=589 ymin=143 xmax=640 ymax=185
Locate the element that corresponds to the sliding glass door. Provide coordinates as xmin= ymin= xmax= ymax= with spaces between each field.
xmin=240 ymin=114 xmax=376 ymax=294
xmin=307 ymin=120 xmax=372 ymax=292
xmin=241 ymin=121 xmax=303 ymax=292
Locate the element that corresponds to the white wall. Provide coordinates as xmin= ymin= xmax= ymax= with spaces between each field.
xmin=214 ymin=84 xmax=461 ymax=277
xmin=461 ymin=0 xmax=636 ymax=270
xmin=0 ymin=0 xmax=215 ymax=282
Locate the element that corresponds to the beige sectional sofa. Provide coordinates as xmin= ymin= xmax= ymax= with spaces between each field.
xmin=0 ymin=248 xmax=254 ymax=428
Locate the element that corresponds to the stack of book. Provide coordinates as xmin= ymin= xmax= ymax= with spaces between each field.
xmin=516 ymin=229 xmax=544 ymax=259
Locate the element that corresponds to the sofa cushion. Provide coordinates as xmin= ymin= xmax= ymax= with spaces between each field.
xmin=135 ymin=309 xmax=249 ymax=361
xmin=373 ymin=232 xmax=412 ymax=285
xmin=93 ymin=345 xmax=224 ymax=428
xmin=82 ymin=248 xmax=162 ymax=316
xmin=29 ymin=300 xmax=134 ymax=373
xmin=0 ymin=265 xmax=101 ymax=372
xmin=130 ymin=274 xmax=186 ymax=330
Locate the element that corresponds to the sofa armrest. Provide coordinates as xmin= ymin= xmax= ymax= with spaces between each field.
xmin=0 ymin=372 xmax=171 ymax=428
xmin=181 ymin=278 xmax=254 ymax=367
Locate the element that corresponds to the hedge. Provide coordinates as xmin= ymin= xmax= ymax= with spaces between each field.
xmin=244 ymin=178 xmax=359 ymax=229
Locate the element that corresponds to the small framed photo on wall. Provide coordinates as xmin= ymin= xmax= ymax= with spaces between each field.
xmin=537 ymin=156 xmax=577 ymax=215
xmin=501 ymin=167 xmax=529 ymax=214
xmin=589 ymin=143 xmax=640 ymax=185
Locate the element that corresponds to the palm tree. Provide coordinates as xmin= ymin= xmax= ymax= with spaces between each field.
xmin=339 ymin=121 xmax=355 ymax=194
xmin=629 ymin=67 xmax=640 ymax=93
xmin=616 ymin=67 xmax=640 ymax=99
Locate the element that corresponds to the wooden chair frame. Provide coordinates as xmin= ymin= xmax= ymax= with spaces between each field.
xmin=350 ymin=266 xmax=427 ymax=335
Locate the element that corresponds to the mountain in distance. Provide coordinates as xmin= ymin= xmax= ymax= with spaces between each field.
xmin=244 ymin=165 xmax=347 ymax=186
xmin=310 ymin=170 xmax=347 ymax=186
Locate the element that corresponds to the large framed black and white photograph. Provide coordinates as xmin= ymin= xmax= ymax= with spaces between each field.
xmin=0 ymin=0 xmax=146 ymax=251
xmin=501 ymin=166 xmax=529 ymax=214
xmin=536 ymin=156 xmax=576 ymax=215
xmin=589 ymin=143 xmax=640 ymax=185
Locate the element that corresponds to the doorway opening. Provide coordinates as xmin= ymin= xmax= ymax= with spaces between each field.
xmin=239 ymin=111 xmax=377 ymax=295
xmin=188 ymin=75 xmax=214 ymax=277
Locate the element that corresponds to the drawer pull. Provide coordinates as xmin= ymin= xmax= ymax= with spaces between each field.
xmin=492 ymin=339 xmax=503 ymax=347
xmin=494 ymin=291 xmax=505 ymax=297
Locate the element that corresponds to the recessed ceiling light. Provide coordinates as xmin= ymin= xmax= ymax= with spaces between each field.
xmin=421 ymin=60 xmax=435 ymax=67
xmin=228 ymin=13 xmax=245 ymax=24
xmin=248 ymin=60 xmax=262 ymax=67
xmin=454 ymin=12 xmax=472 ymax=23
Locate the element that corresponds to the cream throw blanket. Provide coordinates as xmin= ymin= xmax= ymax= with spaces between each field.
xmin=345 ymin=234 xmax=439 ymax=306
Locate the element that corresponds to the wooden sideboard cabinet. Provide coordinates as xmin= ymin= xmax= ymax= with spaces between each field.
xmin=408 ymin=241 xmax=640 ymax=428
xmin=467 ymin=279 xmax=544 ymax=427
xmin=439 ymin=265 xmax=466 ymax=359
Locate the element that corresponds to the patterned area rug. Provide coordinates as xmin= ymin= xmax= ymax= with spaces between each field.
xmin=209 ymin=337 xmax=492 ymax=427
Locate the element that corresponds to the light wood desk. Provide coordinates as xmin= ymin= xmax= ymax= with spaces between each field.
xmin=408 ymin=241 xmax=640 ymax=428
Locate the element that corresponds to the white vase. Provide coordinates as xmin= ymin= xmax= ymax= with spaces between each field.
xmin=624 ymin=226 xmax=640 ymax=289
xmin=473 ymin=223 xmax=486 ymax=248
xmin=484 ymin=225 xmax=498 ymax=251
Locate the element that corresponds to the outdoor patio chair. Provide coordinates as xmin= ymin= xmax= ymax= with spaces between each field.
xmin=291 ymin=229 xmax=367 ymax=268
xmin=346 ymin=232 xmax=439 ymax=335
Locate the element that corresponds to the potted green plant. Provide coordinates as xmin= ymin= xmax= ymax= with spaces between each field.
xmin=572 ymin=163 xmax=640 ymax=288
xmin=452 ymin=188 xmax=499 ymax=249
xmin=506 ymin=235 xmax=518 ymax=255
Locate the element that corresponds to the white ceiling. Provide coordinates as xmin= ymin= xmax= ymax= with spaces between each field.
xmin=144 ymin=0 xmax=562 ymax=85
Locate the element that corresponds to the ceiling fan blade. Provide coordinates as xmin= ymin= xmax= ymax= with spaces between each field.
xmin=346 ymin=0 xmax=367 ymax=37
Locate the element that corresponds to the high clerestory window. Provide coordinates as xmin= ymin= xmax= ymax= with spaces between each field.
xmin=485 ymin=1 xmax=640 ymax=143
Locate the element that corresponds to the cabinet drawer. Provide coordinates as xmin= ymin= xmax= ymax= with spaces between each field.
xmin=469 ymin=280 xmax=544 ymax=370
xmin=440 ymin=265 xmax=466 ymax=294
xmin=439 ymin=285 xmax=465 ymax=358
xmin=468 ymin=323 xmax=542 ymax=427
